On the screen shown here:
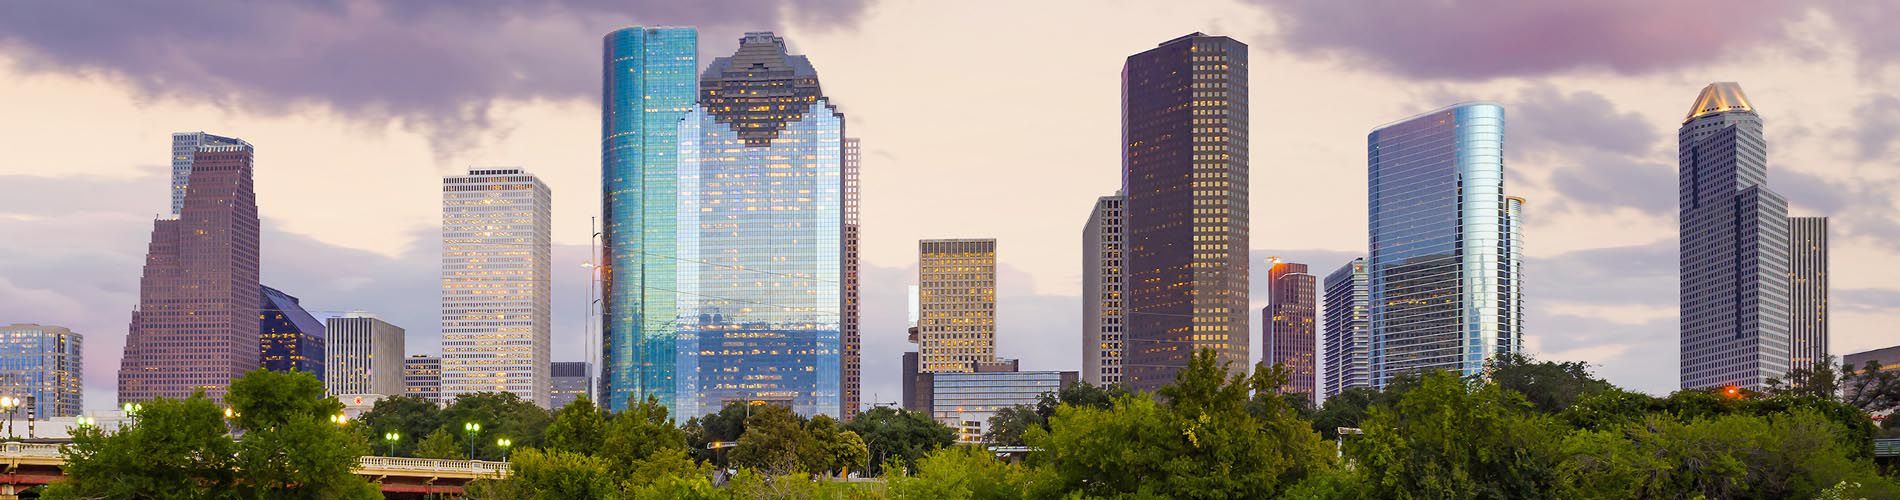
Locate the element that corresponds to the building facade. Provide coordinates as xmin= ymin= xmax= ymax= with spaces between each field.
xmin=550 ymin=361 xmax=592 ymax=410
xmin=167 ymin=132 xmax=248 ymax=217
xmin=601 ymin=25 xmax=698 ymax=413
xmin=1264 ymin=259 xmax=1316 ymax=399
xmin=923 ymin=370 xmax=1077 ymax=444
xmin=1789 ymin=216 xmax=1828 ymax=371
xmin=323 ymin=313 xmax=405 ymax=397
xmin=260 ymin=285 xmax=325 ymax=380
xmin=842 ymin=138 xmax=862 ymax=418
xmin=1322 ymin=258 xmax=1370 ymax=399
xmin=915 ymin=239 xmax=998 ymax=374
xmin=1366 ymin=102 xmax=1521 ymax=386
xmin=676 ymin=32 xmax=849 ymax=418
xmin=0 ymin=324 xmax=82 ymax=418
xmin=120 ymin=137 xmax=260 ymax=404
xmin=1678 ymin=83 xmax=1792 ymax=390
xmin=404 ymin=355 xmax=442 ymax=404
xmin=441 ymin=168 xmax=552 ymax=407
xmin=1082 ymin=194 xmax=1125 ymax=386
xmin=1121 ymin=33 xmax=1251 ymax=392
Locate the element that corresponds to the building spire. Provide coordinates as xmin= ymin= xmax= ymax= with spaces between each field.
xmin=1684 ymin=82 xmax=1754 ymax=123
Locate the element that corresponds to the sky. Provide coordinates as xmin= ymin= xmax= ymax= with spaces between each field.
xmin=2 ymin=0 xmax=1899 ymax=410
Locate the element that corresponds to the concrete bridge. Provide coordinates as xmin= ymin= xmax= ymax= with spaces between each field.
xmin=0 ymin=442 xmax=510 ymax=498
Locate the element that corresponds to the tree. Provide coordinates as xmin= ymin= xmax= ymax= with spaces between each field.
xmin=1347 ymin=370 xmax=1566 ymax=498
xmin=469 ymin=448 xmax=619 ymax=500
xmin=1558 ymin=410 xmax=1900 ymax=498
xmin=225 ymin=369 xmax=379 ymax=498
xmin=440 ymin=391 xmax=552 ymax=460
xmin=804 ymin=415 xmax=869 ymax=477
xmin=846 ymin=406 xmax=955 ymax=476
xmin=981 ymin=405 xmax=1042 ymax=446
xmin=544 ymin=396 xmax=607 ymax=455
xmin=1486 ymin=353 xmax=1614 ymax=413
xmin=416 ymin=428 xmax=464 ymax=460
xmin=730 ymin=404 xmax=812 ymax=476
xmin=599 ymin=395 xmax=689 ymax=474
xmin=684 ymin=401 xmax=751 ymax=466
xmin=1311 ymin=386 xmax=1380 ymax=440
xmin=351 ymin=395 xmax=442 ymax=457
xmin=46 ymin=393 xmax=238 ymax=498
xmin=887 ymin=445 xmax=1050 ymax=499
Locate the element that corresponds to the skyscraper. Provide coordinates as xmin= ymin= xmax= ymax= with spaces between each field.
xmin=403 ymin=355 xmax=442 ymax=404
xmin=1083 ymin=194 xmax=1125 ymax=386
xmin=168 ymin=132 xmax=248 ymax=217
xmin=550 ymin=361 xmax=592 ymax=410
xmin=1264 ymin=258 xmax=1316 ymax=399
xmin=915 ymin=239 xmax=999 ymax=373
xmin=1789 ymin=216 xmax=1828 ymax=370
xmin=323 ymin=313 xmax=405 ymax=397
xmin=601 ymin=25 xmax=698 ymax=413
xmin=676 ymin=32 xmax=848 ymax=418
xmin=120 ymin=136 xmax=259 ymax=404
xmin=1121 ymin=33 xmax=1251 ymax=392
xmin=260 ymin=285 xmax=325 ymax=380
xmin=0 ymin=324 xmax=82 ymax=418
xmin=842 ymin=137 xmax=862 ymax=418
xmin=441 ymin=167 xmax=552 ymax=407
xmin=1367 ymin=102 xmax=1521 ymax=386
xmin=1322 ymin=258 xmax=1370 ymax=399
xmin=1678 ymin=82 xmax=1792 ymax=390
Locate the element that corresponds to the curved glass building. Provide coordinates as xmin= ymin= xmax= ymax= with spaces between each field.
xmin=1366 ymin=102 xmax=1521 ymax=386
xmin=601 ymin=26 xmax=697 ymax=413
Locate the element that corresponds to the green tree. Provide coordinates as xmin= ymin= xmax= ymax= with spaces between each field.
xmin=600 ymin=395 xmax=689 ymax=474
xmin=440 ymin=391 xmax=552 ymax=460
xmin=1486 ymin=353 xmax=1614 ymax=413
xmin=46 ymin=393 xmax=238 ymax=498
xmin=544 ymin=396 xmax=607 ymax=455
xmin=846 ymin=406 xmax=955 ymax=476
xmin=350 ymin=395 xmax=442 ymax=457
xmin=225 ymin=369 xmax=378 ymax=499
xmin=804 ymin=415 xmax=869 ymax=476
xmin=469 ymin=448 xmax=619 ymax=500
xmin=1311 ymin=386 xmax=1380 ymax=440
xmin=1558 ymin=410 xmax=1900 ymax=498
xmin=1347 ymin=370 xmax=1566 ymax=499
xmin=980 ymin=405 xmax=1042 ymax=446
xmin=730 ymin=404 xmax=812 ymax=476
xmin=416 ymin=428 xmax=464 ymax=460
xmin=683 ymin=401 xmax=750 ymax=466
xmin=887 ymin=445 xmax=1049 ymax=499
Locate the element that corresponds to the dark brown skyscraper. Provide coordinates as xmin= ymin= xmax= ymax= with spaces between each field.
xmin=1121 ymin=33 xmax=1250 ymax=392
xmin=1265 ymin=259 xmax=1316 ymax=400
xmin=120 ymin=138 xmax=260 ymax=404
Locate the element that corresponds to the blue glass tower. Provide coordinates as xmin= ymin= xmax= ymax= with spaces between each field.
xmin=1366 ymin=103 xmax=1522 ymax=386
xmin=675 ymin=32 xmax=846 ymax=418
xmin=260 ymin=285 xmax=325 ymax=381
xmin=601 ymin=26 xmax=698 ymax=413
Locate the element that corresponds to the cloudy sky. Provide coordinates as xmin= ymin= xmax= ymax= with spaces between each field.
xmin=2 ymin=0 xmax=1898 ymax=410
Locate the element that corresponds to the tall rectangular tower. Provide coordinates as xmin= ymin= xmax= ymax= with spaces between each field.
xmin=323 ymin=313 xmax=405 ymax=397
xmin=1264 ymin=259 xmax=1316 ymax=399
xmin=1788 ymin=216 xmax=1828 ymax=371
xmin=1678 ymin=82 xmax=1792 ymax=390
xmin=440 ymin=167 xmax=552 ymax=408
xmin=120 ymin=138 xmax=259 ymax=404
xmin=600 ymin=26 xmax=698 ymax=413
xmin=0 ymin=324 xmax=82 ymax=418
xmin=1083 ymin=194 xmax=1125 ymax=386
xmin=1322 ymin=258 xmax=1370 ymax=399
xmin=1367 ymin=103 xmax=1521 ymax=386
xmin=1121 ymin=33 xmax=1251 ymax=391
xmin=916 ymin=239 xmax=999 ymax=373
xmin=842 ymin=137 xmax=862 ymax=418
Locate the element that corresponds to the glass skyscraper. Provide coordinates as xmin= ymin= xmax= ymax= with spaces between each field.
xmin=1322 ymin=258 xmax=1370 ymax=399
xmin=1082 ymin=193 xmax=1125 ymax=387
xmin=0 ymin=324 xmax=82 ymax=418
xmin=1366 ymin=102 xmax=1521 ymax=386
xmin=1264 ymin=259 xmax=1316 ymax=400
xmin=676 ymin=32 xmax=847 ymax=418
xmin=601 ymin=26 xmax=697 ymax=413
xmin=1678 ymin=82 xmax=1791 ymax=390
xmin=1121 ymin=33 xmax=1251 ymax=392
xmin=168 ymin=131 xmax=248 ymax=218
xmin=260 ymin=285 xmax=325 ymax=380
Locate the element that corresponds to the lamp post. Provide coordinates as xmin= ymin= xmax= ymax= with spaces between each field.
xmin=384 ymin=431 xmax=401 ymax=457
xmin=463 ymin=422 xmax=481 ymax=460
xmin=496 ymin=437 xmax=513 ymax=462
xmin=121 ymin=402 xmax=141 ymax=425
xmin=330 ymin=413 xmax=348 ymax=426
xmin=0 ymin=396 xmax=16 ymax=441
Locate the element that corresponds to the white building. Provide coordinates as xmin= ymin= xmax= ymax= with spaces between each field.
xmin=324 ymin=312 xmax=405 ymax=397
xmin=440 ymin=168 xmax=551 ymax=408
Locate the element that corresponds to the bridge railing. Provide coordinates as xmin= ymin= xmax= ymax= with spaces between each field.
xmin=357 ymin=456 xmax=510 ymax=477
xmin=0 ymin=442 xmax=64 ymax=459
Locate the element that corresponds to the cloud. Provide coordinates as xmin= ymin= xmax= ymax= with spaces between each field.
xmin=1246 ymin=0 xmax=1799 ymax=80
xmin=0 ymin=1 xmax=873 ymax=137
xmin=1850 ymin=94 xmax=1900 ymax=161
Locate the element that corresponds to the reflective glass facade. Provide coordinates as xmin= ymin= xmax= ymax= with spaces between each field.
xmin=260 ymin=285 xmax=325 ymax=381
xmin=928 ymin=370 xmax=1076 ymax=444
xmin=0 ymin=324 xmax=82 ymax=418
xmin=601 ymin=26 xmax=697 ymax=413
xmin=1366 ymin=103 xmax=1520 ymax=386
xmin=1322 ymin=258 xmax=1370 ymax=399
xmin=168 ymin=131 xmax=247 ymax=217
xmin=1265 ymin=260 xmax=1316 ymax=400
xmin=1678 ymin=82 xmax=1791 ymax=390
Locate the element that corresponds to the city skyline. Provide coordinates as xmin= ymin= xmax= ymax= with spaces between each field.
xmin=1 ymin=2 xmax=1896 ymax=410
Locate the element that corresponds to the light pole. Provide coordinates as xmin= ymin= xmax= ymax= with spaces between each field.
xmin=330 ymin=413 xmax=348 ymax=426
xmin=496 ymin=437 xmax=513 ymax=462
xmin=0 ymin=396 xmax=17 ymax=441
xmin=384 ymin=431 xmax=401 ymax=457
xmin=463 ymin=422 xmax=481 ymax=460
xmin=121 ymin=403 xmax=141 ymax=425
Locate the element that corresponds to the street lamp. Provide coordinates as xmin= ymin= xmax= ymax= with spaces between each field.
xmin=463 ymin=422 xmax=481 ymax=460
xmin=0 ymin=396 xmax=17 ymax=441
xmin=121 ymin=402 xmax=141 ymax=425
xmin=383 ymin=431 xmax=401 ymax=457
xmin=496 ymin=437 xmax=513 ymax=462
